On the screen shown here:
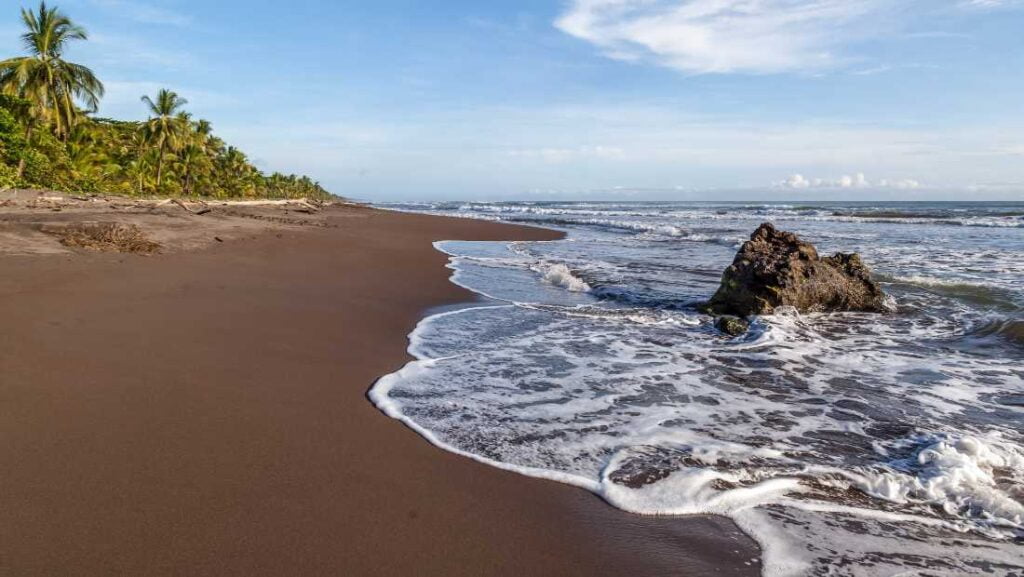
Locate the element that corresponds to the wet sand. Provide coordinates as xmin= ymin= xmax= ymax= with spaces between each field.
xmin=0 ymin=204 xmax=760 ymax=576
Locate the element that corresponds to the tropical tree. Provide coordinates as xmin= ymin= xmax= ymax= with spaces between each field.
xmin=0 ymin=2 xmax=333 ymax=201
xmin=216 ymin=145 xmax=258 ymax=197
xmin=0 ymin=1 xmax=104 ymax=177
xmin=140 ymin=88 xmax=188 ymax=191
xmin=66 ymin=122 xmax=105 ymax=186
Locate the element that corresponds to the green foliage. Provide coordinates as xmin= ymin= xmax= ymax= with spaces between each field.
xmin=21 ymin=147 xmax=54 ymax=187
xmin=0 ymin=159 xmax=16 ymax=188
xmin=0 ymin=2 xmax=104 ymax=141
xmin=0 ymin=93 xmax=334 ymax=199
xmin=0 ymin=3 xmax=334 ymax=201
xmin=0 ymin=100 xmax=27 ymax=167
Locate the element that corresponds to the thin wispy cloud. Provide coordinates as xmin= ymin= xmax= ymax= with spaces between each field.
xmin=88 ymin=32 xmax=194 ymax=69
xmin=963 ymin=0 xmax=1020 ymax=7
xmin=555 ymin=0 xmax=1019 ymax=75
xmin=555 ymin=0 xmax=888 ymax=74
xmin=89 ymin=0 xmax=191 ymax=26
xmin=507 ymin=146 xmax=625 ymax=164
xmin=101 ymin=80 xmax=237 ymax=120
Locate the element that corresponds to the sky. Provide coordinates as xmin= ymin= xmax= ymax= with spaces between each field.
xmin=2 ymin=0 xmax=1024 ymax=201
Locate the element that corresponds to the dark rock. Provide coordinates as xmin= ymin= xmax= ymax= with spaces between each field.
xmin=704 ymin=223 xmax=889 ymax=317
xmin=715 ymin=316 xmax=750 ymax=337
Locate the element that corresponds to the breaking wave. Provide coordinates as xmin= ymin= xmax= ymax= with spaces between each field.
xmin=541 ymin=264 xmax=591 ymax=292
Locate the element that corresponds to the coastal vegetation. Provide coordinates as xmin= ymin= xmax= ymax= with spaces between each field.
xmin=0 ymin=2 xmax=332 ymax=200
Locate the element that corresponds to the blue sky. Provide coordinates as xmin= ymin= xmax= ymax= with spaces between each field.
xmin=3 ymin=0 xmax=1024 ymax=201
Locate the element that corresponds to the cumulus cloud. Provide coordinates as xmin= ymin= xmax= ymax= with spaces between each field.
xmin=555 ymin=0 xmax=1020 ymax=74
xmin=777 ymin=173 xmax=921 ymax=189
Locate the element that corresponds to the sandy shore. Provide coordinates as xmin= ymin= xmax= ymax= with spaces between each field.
xmin=0 ymin=199 xmax=759 ymax=576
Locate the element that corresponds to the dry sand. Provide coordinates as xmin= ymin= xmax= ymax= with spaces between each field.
xmin=0 ymin=195 xmax=760 ymax=576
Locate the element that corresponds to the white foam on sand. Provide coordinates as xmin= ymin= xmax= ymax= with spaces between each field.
xmin=848 ymin=433 xmax=1024 ymax=528
xmin=370 ymin=233 xmax=1024 ymax=577
xmin=369 ymin=345 xmax=602 ymax=494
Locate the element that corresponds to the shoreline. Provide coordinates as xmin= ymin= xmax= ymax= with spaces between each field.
xmin=0 ymin=204 xmax=759 ymax=576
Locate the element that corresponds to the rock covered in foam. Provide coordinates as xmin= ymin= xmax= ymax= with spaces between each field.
xmin=704 ymin=222 xmax=889 ymax=317
xmin=714 ymin=315 xmax=750 ymax=337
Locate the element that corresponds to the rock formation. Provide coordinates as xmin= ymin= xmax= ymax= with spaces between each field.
xmin=704 ymin=222 xmax=889 ymax=318
xmin=714 ymin=316 xmax=751 ymax=337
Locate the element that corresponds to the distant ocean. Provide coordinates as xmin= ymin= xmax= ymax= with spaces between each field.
xmin=371 ymin=201 xmax=1024 ymax=576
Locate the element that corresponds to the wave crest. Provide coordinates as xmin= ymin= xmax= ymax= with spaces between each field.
xmin=541 ymin=264 xmax=591 ymax=292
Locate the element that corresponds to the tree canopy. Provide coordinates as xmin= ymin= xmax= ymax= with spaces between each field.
xmin=0 ymin=2 xmax=333 ymax=200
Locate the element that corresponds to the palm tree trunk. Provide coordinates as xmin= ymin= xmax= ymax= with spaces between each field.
xmin=156 ymin=141 xmax=165 ymax=190
xmin=16 ymin=125 xmax=33 ymax=180
xmin=182 ymin=161 xmax=192 ymax=196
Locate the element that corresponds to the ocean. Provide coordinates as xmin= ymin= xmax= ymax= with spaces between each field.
xmin=370 ymin=201 xmax=1024 ymax=576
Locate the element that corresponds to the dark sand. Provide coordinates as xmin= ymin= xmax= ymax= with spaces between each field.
xmin=0 ymin=204 xmax=760 ymax=576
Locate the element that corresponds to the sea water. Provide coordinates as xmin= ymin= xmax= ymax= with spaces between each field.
xmin=371 ymin=201 xmax=1024 ymax=576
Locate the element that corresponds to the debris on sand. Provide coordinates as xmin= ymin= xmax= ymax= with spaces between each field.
xmin=44 ymin=222 xmax=161 ymax=254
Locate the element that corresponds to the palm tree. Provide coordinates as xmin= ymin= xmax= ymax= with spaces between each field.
xmin=0 ymin=2 xmax=103 ymax=177
xmin=140 ymin=88 xmax=188 ymax=191
xmin=195 ymin=119 xmax=213 ymax=142
xmin=66 ymin=121 xmax=105 ymax=185
xmin=177 ymin=119 xmax=217 ymax=195
xmin=218 ymin=145 xmax=258 ymax=197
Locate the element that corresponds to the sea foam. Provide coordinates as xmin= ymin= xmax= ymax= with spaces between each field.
xmin=540 ymin=264 xmax=591 ymax=292
xmin=370 ymin=201 xmax=1024 ymax=576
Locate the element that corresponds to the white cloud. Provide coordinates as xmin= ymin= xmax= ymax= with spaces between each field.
xmin=555 ymin=0 xmax=1021 ymax=74
xmin=99 ymin=80 xmax=237 ymax=119
xmin=89 ymin=0 xmax=191 ymax=26
xmin=87 ymin=32 xmax=195 ymax=70
xmin=507 ymin=146 xmax=625 ymax=164
xmin=777 ymin=172 xmax=921 ymax=189
xmin=879 ymin=178 xmax=922 ymax=189
xmin=964 ymin=0 xmax=1019 ymax=7
xmin=784 ymin=174 xmax=812 ymax=188
xmin=988 ymin=145 xmax=1024 ymax=156
xmin=555 ymin=0 xmax=889 ymax=74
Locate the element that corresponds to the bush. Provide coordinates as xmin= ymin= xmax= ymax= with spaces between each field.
xmin=0 ymin=161 xmax=16 ymax=189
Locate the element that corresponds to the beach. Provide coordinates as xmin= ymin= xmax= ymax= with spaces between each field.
xmin=0 ymin=1 xmax=1020 ymax=574
xmin=0 ymin=200 xmax=759 ymax=576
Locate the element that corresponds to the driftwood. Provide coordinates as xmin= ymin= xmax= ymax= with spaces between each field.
xmin=207 ymin=199 xmax=321 ymax=209
xmin=0 ymin=194 xmax=331 ymax=214
xmin=171 ymin=198 xmax=211 ymax=216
